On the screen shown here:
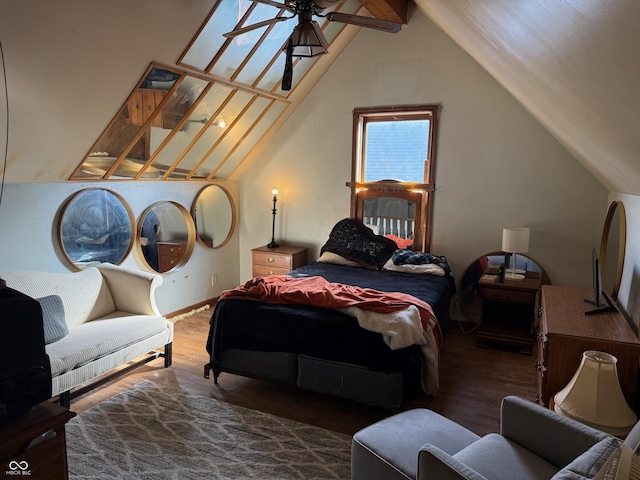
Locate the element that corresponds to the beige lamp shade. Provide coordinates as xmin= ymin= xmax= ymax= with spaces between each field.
xmin=554 ymin=351 xmax=637 ymax=436
xmin=502 ymin=227 xmax=530 ymax=253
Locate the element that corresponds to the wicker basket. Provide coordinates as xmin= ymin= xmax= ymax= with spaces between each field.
xmin=595 ymin=445 xmax=640 ymax=480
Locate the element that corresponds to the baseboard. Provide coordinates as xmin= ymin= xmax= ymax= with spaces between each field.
xmin=166 ymin=297 xmax=219 ymax=320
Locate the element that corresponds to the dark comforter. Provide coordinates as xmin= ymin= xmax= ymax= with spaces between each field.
xmin=206 ymin=262 xmax=456 ymax=390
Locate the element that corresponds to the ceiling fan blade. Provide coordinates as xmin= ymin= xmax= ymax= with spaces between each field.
xmin=223 ymin=16 xmax=291 ymax=38
xmin=251 ymin=0 xmax=296 ymax=11
xmin=325 ymin=12 xmax=402 ymax=33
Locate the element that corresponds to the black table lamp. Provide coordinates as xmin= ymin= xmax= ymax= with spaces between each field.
xmin=267 ymin=187 xmax=279 ymax=248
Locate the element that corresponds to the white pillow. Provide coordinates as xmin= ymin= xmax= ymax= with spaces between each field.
xmin=317 ymin=251 xmax=363 ymax=268
xmin=382 ymin=258 xmax=445 ymax=276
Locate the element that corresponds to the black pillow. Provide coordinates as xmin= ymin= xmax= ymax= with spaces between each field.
xmin=320 ymin=218 xmax=398 ymax=270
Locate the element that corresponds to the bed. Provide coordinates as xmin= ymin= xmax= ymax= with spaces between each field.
xmin=204 ymin=216 xmax=456 ymax=409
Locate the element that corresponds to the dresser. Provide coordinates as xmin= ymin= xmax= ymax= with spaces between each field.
xmin=252 ymin=245 xmax=307 ymax=276
xmin=157 ymin=241 xmax=186 ymax=273
xmin=0 ymin=402 xmax=75 ymax=479
xmin=537 ymin=285 xmax=640 ymax=408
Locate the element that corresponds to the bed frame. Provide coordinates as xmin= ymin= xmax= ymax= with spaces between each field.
xmin=205 ymin=188 xmax=445 ymax=409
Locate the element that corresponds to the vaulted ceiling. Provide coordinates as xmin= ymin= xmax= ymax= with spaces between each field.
xmin=414 ymin=0 xmax=640 ymax=195
xmin=1 ymin=0 xmax=638 ymax=195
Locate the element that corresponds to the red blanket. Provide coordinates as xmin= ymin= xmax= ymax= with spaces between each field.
xmin=221 ymin=275 xmax=442 ymax=350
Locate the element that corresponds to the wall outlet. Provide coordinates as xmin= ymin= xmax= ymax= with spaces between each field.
xmin=211 ymin=275 xmax=217 ymax=287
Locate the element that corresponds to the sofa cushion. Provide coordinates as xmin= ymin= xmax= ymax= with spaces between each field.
xmin=36 ymin=295 xmax=69 ymax=344
xmin=454 ymin=433 xmax=560 ymax=480
xmin=3 ymin=268 xmax=116 ymax=327
xmin=45 ymin=313 xmax=168 ymax=376
xmin=550 ymin=437 xmax=621 ymax=480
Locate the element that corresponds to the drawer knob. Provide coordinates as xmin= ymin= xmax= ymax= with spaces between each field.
xmin=268 ymin=270 xmax=274 ymax=275
xmin=170 ymin=247 xmax=175 ymax=253
xmin=268 ymin=256 xmax=275 ymax=263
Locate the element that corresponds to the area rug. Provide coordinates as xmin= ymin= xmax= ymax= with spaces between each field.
xmin=66 ymin=380 xmax=351 ymax=479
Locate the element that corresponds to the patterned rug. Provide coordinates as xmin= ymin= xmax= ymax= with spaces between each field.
xmin=66 ymin=380 xmax=351 ymax=479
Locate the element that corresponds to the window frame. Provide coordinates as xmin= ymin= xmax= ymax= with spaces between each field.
xmin=349 ymin=104 xmax=441 ymax=252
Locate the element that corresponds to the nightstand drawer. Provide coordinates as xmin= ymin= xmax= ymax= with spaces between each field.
xmin=251 ymin=245 xmax=308 ymax=277
xmin=479 ymin=288 xmax=536 ymax=305
xmin=253 ymin=264 xmax=291 ymax=276
xmin=253 ymin=251 xmax=293 ymax=269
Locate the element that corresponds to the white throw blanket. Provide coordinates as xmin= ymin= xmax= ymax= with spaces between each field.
xmin=339 ymin=305 xmax=439 ymax=395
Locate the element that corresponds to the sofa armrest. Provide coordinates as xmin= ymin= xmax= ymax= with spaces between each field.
xmin=97 ymin=263 xmax=163 ymax=317
xmin=500 ymin=396 xmax=612 ymax=468
xmin=418 ymin=445 xmax=488 ymax=480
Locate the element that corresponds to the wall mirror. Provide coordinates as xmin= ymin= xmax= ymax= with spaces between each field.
xmin=137 ymin=201 xmax=195 ymax=273
xmin=355 ymin=187 xmax=426 ymax=251
xmin=459 ymin=252 xmax=550 ymax=324
xmin=600 ymin=200 xmax=626 ymax=301
xmin=58 ymin=188 xmax=134 ymax=270
xmin=191 ymin=184 xmax=236 ymax=249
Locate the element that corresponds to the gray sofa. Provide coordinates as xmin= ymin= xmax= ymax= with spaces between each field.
xmin=2 ymin=263 xmax=173 ymax=407
xmin=352 ymin=396 xmax=637 ymax=480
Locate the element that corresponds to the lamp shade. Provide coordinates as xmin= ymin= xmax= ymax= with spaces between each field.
xmin=554 ymin=351 xmax=637 ymax=436
xmin=502 ymin=227 xmax=530 ymax=254
xmin=288 ymin=21 xmax=328 ymax=57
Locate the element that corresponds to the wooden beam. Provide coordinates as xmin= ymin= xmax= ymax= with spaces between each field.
xmin=358 ymin=0 xmax=407 ymax=24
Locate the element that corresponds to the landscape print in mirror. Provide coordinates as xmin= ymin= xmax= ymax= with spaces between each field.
xmin=59 ymin=188 xmax=134 ymax=269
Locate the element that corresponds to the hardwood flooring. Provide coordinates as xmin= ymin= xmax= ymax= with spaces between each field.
xmin=70 ymin=311 xmax=536 ymax=437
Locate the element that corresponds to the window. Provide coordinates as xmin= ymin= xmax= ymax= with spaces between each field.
xmin=350 ymin=105 xmax=440 ymax=252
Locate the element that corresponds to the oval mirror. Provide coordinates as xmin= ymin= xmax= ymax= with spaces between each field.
xmin=191 ymin=184 xmax=236 ymax=249
xmin=600 ymin=200 xmax=626 ymax=301
xmin=58 ymin=188 xmax=134 ymax=270
xmin=137 ymin=201 xmax=195 ymax=273
xmin=459 ymin=252 xmax=550 ymax=324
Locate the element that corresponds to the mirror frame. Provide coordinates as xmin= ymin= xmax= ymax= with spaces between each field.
xmin=58 ymin=188 xmax=135 ymax=270
xmin=190 ymin=184 xmax=236 ymax=249
xmin=354 ymin=186 xmax=426 ymax=252
xmin=599 ymin=200 xmax=627 ymax=301
xmin=459 ymin=251 xmax=551 ymax=324
xmin=136 ymin=201 xmax=196 ymax=274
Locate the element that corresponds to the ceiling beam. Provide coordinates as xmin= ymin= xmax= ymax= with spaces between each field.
xmin=358 ymin=0 xmax=407 ymax=24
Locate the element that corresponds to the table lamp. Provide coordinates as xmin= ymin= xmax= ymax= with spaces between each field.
xmin=502 ymin=227 xmax=530 ymax=281
xmin=267 ymin=187 xmax=279 ymax=248
xmin=554 ymin=350 xmax=636 ymax=436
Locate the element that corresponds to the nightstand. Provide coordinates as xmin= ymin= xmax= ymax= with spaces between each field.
xmin=0 ymin=402 xmax=75 ymax=480
xmin=475 ymin=269 xmax=542 ymax=354
xmin=252 ymin=245 xmax=307 ymax=276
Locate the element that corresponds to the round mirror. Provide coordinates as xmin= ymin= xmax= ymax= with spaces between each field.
xmin=191 ymin=184 xmax=235 ymax=249
xmin=137 ymin=201 xmax=195 ymax=273
xmin=600 ymin=201 xmax=626 ymax=301
xmin=459 ymin=252 xmax=550 ymax=324
xmin=58 ymin=188 xmax=134 ymax=270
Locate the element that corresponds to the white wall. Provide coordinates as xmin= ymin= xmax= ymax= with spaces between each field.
xmin=0 ymin=181 xmax=240 ymax=315
xmin=239 ymin=10 xmax=608 ymax=287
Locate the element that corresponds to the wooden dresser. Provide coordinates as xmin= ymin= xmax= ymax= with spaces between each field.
xmin=157 ymin=241 xmax=186 ymax=273
xmin=0 ymin=402 xmax=75 ymax=479
xmin=252 ymin=245 xmax=307 ymax=276
xmin=537 ymin=285 xmax=640 ymax=408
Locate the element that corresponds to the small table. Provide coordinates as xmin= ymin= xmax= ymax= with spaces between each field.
xmin=251 ymin=245 xmax=308 ymax=277
xmin=475 ymin=269 xmax=542 ymax=354
xmin=0 ymin=402 xmax=75 ymax=479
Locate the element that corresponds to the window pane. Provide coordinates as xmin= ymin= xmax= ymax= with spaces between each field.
xmin=364 ymin=119 xmax=429 ymax=182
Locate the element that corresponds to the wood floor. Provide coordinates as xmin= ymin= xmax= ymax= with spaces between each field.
xmin=70 ymin=311 xmax=537 ymax=437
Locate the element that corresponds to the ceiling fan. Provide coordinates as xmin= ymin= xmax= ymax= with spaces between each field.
xmin=223 ymin=0 xmax=402 ymax=90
